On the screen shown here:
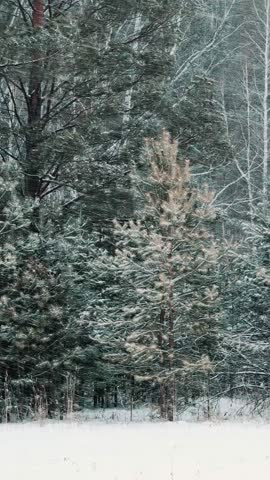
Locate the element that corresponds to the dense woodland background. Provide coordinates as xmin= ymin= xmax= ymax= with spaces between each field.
xmin=1 ymin=0 xmax=270 ymax=422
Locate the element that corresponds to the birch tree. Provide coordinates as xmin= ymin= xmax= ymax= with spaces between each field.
xmin=218 ymin=0 xmax=270 ymax=218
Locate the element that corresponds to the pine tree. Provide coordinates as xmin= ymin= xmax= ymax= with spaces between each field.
xmin=0 ymin=0 xmax=182 ymax=225
xmin=0 ymin=159 xmax=101 ymax=419
xmin=83 ymin=131 xmax=221 ymax=420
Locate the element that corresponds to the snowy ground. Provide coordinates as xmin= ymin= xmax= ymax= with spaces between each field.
xmin=2 ymin=419 xmax=270 ymax=480
xmin=71 ymin=396 xmax=270 ymax=423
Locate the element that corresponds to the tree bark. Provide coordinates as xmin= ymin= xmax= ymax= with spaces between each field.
xmin=32 ymin=0 xmax=45 ymax=28
xmin=158 ymin=308 xmax=167 ymax=419
xmin=167 ymin=299 xmax=175 ymax=421
xmin=262 ymin=0 xmax=270 ymax=210
xmin=25 ymin=0 xmax=45 ymax=200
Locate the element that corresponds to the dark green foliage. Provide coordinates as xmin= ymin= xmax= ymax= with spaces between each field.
xmin=221 ymin=219 xmax=270 ymax=399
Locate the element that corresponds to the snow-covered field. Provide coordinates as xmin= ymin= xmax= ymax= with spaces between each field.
xmin=1 ymin=419 xmax=270 ymax=480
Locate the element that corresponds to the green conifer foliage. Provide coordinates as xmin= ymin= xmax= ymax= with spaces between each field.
xmin=84 ymin=132 xmax=221 ymax=420
xmin=222 ymin=218 xmax=270 ymax=400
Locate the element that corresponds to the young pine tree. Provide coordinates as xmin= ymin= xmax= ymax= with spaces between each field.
xmin=85 ymin=131 xmax=221 ymax=421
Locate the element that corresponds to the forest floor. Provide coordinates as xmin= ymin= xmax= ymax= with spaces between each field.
xmin=1 ymin=418 xmax=270 ymax=479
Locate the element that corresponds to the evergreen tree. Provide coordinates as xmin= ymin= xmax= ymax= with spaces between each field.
xmin=82 ymin=131 xmax=221 ymax=420
xmin=222 ymin=216 xmax=270 ymax=401
xmin=0 ymin=160 xmax=101 ymax=419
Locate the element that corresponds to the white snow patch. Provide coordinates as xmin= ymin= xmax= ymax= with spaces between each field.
xmin=178 ymin=396 xmax=270 ymax=422
xmin=1 ymin=420 xmax=270 ymax=479
xmin=68 ymin=397 xmax=270 ymax=424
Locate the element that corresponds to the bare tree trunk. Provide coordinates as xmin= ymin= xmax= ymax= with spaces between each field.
xmin=167 ymin=292 xmax=175 ymax=422
xmin=121 ymin=13 xmax=141 ymax=130
xmin=159 ymin=383 xmax=166 ymax=419
xmin=25 ymin=0 xmax=44 ymax=200
xmin=158 ymin=308 xmax=167 ymax=419
xmin=166 ymin=383 xmax=174 ymax=422
xmin=130 ymin=376 xmax=135 ymax=422
xmin=114 ymin=385 xmax=118 ymax=408
xmin=105 ymin=386 xmax=110 ymax=408
xmin=243 ymin=60 xmax=255 ymax=220
xmin=262 ymin=0 xmax=270 ymax=210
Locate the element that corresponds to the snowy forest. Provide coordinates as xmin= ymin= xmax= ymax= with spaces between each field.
xmin=1 ymin=0 xmax=270 ymax=424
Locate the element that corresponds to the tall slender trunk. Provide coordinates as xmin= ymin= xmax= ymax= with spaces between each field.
xmin=25 ymin=0 xmax=45 ymax=200
xmin=114 ymin=384 xmax=118 ymax=408
xmin=158 ymin=302 xmax=175 ymax=421
xmin=263 ymin=0 xmax=270 ymax=210
xmin=122 ymin=14 xmax=141 ymax=130
xmin=167 ymin=285 xmax=175 ymax=422
xmin=159 ymin=384 xmax=166 ymax=419
xmin=130 ymin=375 xmax=135 ymax=422
xmin=158 ymin=308 xmax=167 ymax=419
xmin=243 ymin=60 xmax=254 ymax=220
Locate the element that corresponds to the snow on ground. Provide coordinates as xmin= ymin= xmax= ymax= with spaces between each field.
xmin=1 ymin=419 xmax=270 ymax=480
xmin=70 ymin=397 xmax=270 ymax=423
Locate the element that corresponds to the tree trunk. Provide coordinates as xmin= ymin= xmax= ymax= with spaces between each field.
xmin=158 ymin=308 xmax=167 ymax=419
xmin=32 ymin=0 xmax=44 ymax=27
xmin=160 ymin=383 xmax=166 ymax=419
xmin=166 ymin=381 xmax=175 ymax=422
xmin=114 ymin=385 xmax=118 ymax=408
xmin=25 ymin=0 xmax=44 ymax=200
xmin=105 ymin=386 xmax=110 ymax=408
xmin=263 ymin=0 xmax=270 ymax=210
xmin=130 ymin=376 xmax=135 ymax=422
xmin=167 ymin=299 xmax=175 ymax=421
